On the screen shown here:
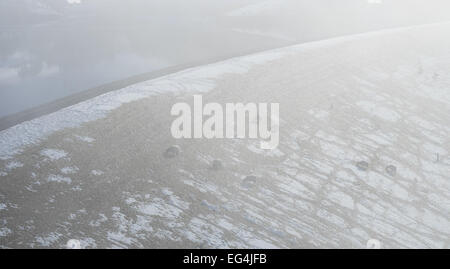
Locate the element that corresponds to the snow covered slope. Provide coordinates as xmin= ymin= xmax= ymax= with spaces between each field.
xmin=1 ymin=23 xmax=450 ymax=248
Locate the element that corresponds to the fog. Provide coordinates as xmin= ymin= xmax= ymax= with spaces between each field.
xmin=1 ymin=0 xmax=450 ymax=117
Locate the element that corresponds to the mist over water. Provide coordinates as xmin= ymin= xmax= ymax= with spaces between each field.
xmin=1 ymin=0 xmax=450 ymax=117
xmin=1 ymin=0 xmax=450 ymax=251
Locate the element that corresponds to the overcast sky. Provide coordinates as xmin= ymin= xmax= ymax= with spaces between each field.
xmin=1 ymin=0 xmax=450 ymax=117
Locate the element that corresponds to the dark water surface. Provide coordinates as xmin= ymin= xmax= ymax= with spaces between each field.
xmin=1 ymin=0 xmax=450 ymax=118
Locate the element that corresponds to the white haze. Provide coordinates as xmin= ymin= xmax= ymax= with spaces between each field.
xmin=1 ymin=0 xmax=450 ymax=117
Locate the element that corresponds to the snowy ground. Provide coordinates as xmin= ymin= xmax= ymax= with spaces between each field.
xmin=0 ymin=23 xmax=449 ymax=248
